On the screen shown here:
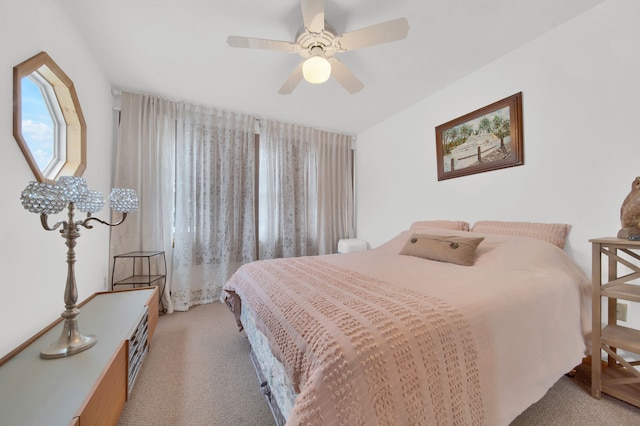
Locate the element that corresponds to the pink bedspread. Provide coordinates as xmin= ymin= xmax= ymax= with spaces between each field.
xmin=224 ymin=229 xmax=591 ymax=425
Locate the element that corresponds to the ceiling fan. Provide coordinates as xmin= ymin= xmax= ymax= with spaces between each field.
xmin=226 ymin=0 xmax=410 ymax=94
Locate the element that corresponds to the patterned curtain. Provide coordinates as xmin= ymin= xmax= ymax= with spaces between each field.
xmin=112 ymin=93 xmax=353 ymax=312
xmin=258 ymin=120 xmax=354 ymax=259
xmin=171 ymin=104 xmax=257 ymax=311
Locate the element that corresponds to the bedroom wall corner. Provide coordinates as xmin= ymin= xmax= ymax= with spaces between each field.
xmin=0 ymin=0 xmax=114 ymax=357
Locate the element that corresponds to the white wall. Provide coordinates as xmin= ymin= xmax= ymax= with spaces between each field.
xmin=0 ymin=0 xmax=114 ymax=357
xmin=356 ymin=0 xmax=640 ymax=321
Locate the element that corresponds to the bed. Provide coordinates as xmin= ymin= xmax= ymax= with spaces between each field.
xmin=223 ymin=221 xmax=592 ymax=425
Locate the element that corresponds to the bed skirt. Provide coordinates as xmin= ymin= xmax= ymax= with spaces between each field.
xmin=241 ymin=303 xmax=296 ymax=425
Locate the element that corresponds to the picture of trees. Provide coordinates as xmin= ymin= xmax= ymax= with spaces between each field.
xmin=441 ymin=106 xmax=511 ymax=172
xmin=435 ymin=92 xmax=523 ymax=181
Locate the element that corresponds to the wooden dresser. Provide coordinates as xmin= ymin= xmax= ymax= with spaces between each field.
xmin=0 ymin=287 xmax=158 ymax=426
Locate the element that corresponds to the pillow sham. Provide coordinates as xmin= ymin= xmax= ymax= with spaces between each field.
xmin=399 ymin=233 xmax=484 ymax=266
xmin=409 ymin=220 xmax=470 ymax=231
xmin=470 ymin=220 xmax=571 ymax=248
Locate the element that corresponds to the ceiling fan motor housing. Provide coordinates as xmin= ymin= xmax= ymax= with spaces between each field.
xmin=295 ymin=23 xmax=338 ymax=59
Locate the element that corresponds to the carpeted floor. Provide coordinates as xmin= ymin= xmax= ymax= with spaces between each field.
xmin=118 ymin=302 xmax=274 ymax=426
xmin=119 ymin=302 xmax=640 ymax=426
xmin=511 ymin=361 xmax=640 ymax=425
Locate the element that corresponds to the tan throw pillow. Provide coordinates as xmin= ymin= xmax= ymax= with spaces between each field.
xmin=471 ymin=221 xmax=571 ymax=248
xmin=399 ymin=234 xmax=484 ymax=266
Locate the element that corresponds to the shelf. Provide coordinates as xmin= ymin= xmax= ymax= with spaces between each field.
xmin=601 ymin=325 xmax=640 ymax=354
xmin=112 ymin=251 xmax=166 ymax=291
xmin=114 ymin=250 xmax=165 ymax=257
xmin=592 ymin=238 xmax=640 ymax=408
xmin=114 ymin=275 xmax=165 ymax=286
xmin=590 ymin=237 xmax=640 ymax=247
xmin=601 ymin=283 xmax=640 ymax=303
xmin=601 ymin=366 xmax=640 ymax=407
xmin=127 ymin=307 xmax=149 ymax=396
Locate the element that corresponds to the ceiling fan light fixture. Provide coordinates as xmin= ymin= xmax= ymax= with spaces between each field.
xmin=302 ymin=55 xmax=331 ymax=84
xmin=227 ymin=0 xmax=409 ymax=94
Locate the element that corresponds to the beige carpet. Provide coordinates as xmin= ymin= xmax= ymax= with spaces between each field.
xmin=511 ymin=361 xmax=640 ymax=425
xmin=118 ymin=302 xmax=274 ymax=426
xmin=119 ymin=302 xmax=640 ymax=425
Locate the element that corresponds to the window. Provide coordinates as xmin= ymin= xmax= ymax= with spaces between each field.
xmin=13 ymin=52 xmax=86 ymax=183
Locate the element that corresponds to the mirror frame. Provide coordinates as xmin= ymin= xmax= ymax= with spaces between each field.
xmin=13 ymin=51 xmax=86 ymax=183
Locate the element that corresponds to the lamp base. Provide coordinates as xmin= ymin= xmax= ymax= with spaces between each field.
xmin=40 ymin=318 xmax=97 ymax=359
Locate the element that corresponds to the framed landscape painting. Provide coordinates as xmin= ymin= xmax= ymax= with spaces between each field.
xmin=435 ymin=92 xmax=523 ymax=181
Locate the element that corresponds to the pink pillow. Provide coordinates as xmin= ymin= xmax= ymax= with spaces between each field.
xmin=471 ymin=221 xmax=571 ymax=248
xmin=410 ymin=220 xmax=470 ymax=232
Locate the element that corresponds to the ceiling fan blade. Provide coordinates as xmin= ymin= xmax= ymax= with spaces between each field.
xmin=329 ymin=58 xmax=364 ymax=94
xmin=278 ymin=62 xmax=304 ymax=94
xmin=227 ymin=36 xmax=298 ymax=53
xmin=301 ymin=0 xmax=325 ymax=33
xmin=336 ymin=17 xmax=410 ymax=51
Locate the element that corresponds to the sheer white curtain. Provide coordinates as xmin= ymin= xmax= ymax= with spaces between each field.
xmin=259 ymin=120 xmax=354 ymax=258
xmin=110 ymin=92 xmax=176 ymax=313
xmin=112 ymin=93 xmax=352 ymax=311
xmin=259 ymin=120 xmax=316 ymax=259
xmin=315 ymin=129 xmax=355 ymax=254
xmin=171 ymin=104 xmax=257 ymax=311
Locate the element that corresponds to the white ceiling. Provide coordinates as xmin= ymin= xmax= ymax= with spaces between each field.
xmin=60 ymin=0 xmax=605 ymax=135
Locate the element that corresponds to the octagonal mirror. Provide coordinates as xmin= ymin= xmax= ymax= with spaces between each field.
xmin=13 ymin=51 xmax=86 ymax=183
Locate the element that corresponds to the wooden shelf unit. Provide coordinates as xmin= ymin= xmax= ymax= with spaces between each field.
xmin=591 ymin=237 xmax=640 ymax=408
xmin=0 ymin=287 xmax=158 ymax=426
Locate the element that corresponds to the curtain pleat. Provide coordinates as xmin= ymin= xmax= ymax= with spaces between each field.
xmin=259 ymin=120 xmax=354 ymax=259
xmin=171 ymin=104 xmax=257 ymax=311
xmin=110 ymin=93 xmax=176 ymax=313
xmin=315 ymin=130 xmax=354 ymax=254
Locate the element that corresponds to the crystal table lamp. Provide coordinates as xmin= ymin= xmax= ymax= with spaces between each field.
xmin=20 ymin=176 xmax=139 ymax=359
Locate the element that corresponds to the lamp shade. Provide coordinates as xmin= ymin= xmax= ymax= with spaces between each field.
xmin=77 ymin=190 xmax=105 ymax=213
xmin=109 ymin=188 xmax=139 ymax=213
xmin=20 ymin=181 xmax=66 ymax=215
xmin=302 ymin=56 xmax=331 ymax=84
